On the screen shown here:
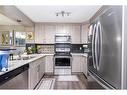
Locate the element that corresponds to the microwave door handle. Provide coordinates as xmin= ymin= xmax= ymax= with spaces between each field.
xmin=92 ymin=24 xmax=96 ymax=69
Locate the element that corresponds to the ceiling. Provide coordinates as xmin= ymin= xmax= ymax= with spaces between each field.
xmin=16 ymin=6 xmax=101 ymax=23
xmin=0 ymin=13 xmax=20 ymax=25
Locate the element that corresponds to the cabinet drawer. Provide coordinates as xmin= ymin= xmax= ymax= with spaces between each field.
xmin=29 ymin=57 xmax=44 ymax=67
xmin=54 ymin=69 xmax=71 ymax=75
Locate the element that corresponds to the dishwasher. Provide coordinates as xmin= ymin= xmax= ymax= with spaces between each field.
xmin=0 ymin=64 xmax=29 ymax=89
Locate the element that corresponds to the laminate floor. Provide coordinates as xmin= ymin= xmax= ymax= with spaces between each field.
xmin=41 ymin=73 xmax=104 ymax=90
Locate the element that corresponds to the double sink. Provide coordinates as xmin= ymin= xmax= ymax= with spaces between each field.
xmin=8 ymin=55 xmax=36 ymax=68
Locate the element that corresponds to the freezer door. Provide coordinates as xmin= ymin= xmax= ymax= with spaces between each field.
xmin=98 ymin=6 xmax=122 ymax=89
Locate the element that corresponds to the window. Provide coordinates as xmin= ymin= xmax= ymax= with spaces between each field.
xmin=15 ymin=32 xmax=26 ymax=46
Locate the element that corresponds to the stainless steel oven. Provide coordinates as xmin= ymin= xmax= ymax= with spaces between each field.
xmin=54 ymin=56 xmax=72 ymax=75
xmin=54 ymin=35 xmax=72 ymax=75
xmin=54 ymin=56 xmax=71 ymax=68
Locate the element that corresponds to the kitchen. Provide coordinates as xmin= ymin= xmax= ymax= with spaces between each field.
xmin=0 ymin=5 xmax=126 ymax=90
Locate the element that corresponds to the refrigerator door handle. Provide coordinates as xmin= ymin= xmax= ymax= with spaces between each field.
xmin=96 ymin=22 xmax=102 ymax=70
xmin=95 ymin=22 xmax=99 ymax=70
xmin=92 ymin=24 xmax=97 ymax=69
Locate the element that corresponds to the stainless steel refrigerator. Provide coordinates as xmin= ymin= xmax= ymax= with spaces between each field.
xmin=88 ymin=6 xmax=123 ymax=89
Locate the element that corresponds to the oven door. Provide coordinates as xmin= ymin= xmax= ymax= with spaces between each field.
xmin=54 ymin=56 xmax=71 ymax=69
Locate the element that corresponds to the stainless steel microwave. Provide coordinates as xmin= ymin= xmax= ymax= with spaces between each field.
xmin=55 ymin=35 xmax=71 ymax=43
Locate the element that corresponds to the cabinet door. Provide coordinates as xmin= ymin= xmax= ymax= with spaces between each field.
xmin=84 ymin=57 xmax=87 ymax=77
xmin=71 ymin=25 xmax=81 ymax=44
xmin=56 ymin=24 xmax=71 ymax=35
xmin=45 ymin=55 xmax=53 ymax=73
xmin=38 ymin=64 xmax=42 ymax=81
xmin=56 ymin=24 xmax=64 ymax=34
xmin=72 ymin=55 xmax=81 ymax=72
xmin=45 ymin=25 xmax=56 ymax=43
xmin=29 ymin=57 xmax=46 ymax=89
xmin=62 ymin=25 xmax=71 ymax=35
xmin=81 ymin=24 xmax=89 ymax=44
xmin=80 ymin=56 xmax=84 ymax=73
xmin=38 ymin=57 xmax=45 ymax=80
xmin=35 ymin=24 xmax=45 ymax=43
xmin=42 ymin=57 xmax=46 ymax=73
xmin=80 ymin=56 xmax=87 ymax=77
xmin=29 ymin=64 xmax=38 ymax=89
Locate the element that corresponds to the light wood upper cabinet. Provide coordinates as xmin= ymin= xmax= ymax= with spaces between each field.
xmin=45 ymin=25 xmax=56 ymax=43
xmin=35 ymin=24 xmax=45 ymax=43
xmin=56 ymin=24 xmax=63 ymax=34
xmin=71 ymin=25 xmax=81 ymax=44
xmin=35 ymin=23 xmax=82 ymax=44
xmin=81 ymin=24 xmax=89 ymax=44
xmin=56 ymin=24 xmax=81 ymax=43
xmin=35 ymin=24 xmax=56 ymax=44
xmin=56 ymin=24 xmax=72 ymax=35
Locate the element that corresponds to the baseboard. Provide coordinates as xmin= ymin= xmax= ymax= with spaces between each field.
xmin=71 ymin=72 xmax=82 ymax=75
xmin=44 ymin=72 xmax=54 ymax=76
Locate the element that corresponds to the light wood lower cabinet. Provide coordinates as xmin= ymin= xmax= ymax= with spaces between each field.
xmin=72 ymin=55 xmax=87 ymax=77
xmin=38 ymin=57 xmax=45 ymax=80
xmin=29 ymin=63 xmax=38 ymax=89
xmin=45 ymin=55 xmax=53 ymax=73
xmin=28 ymin=57 xmax=45 ymax=89
xmin=81 ymin=56 xmax=87 ymax=77
xmin=28 ymin=55 xmax=87 ymax=89
xmin=72 ymin=55 xmax=81 ymax=72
